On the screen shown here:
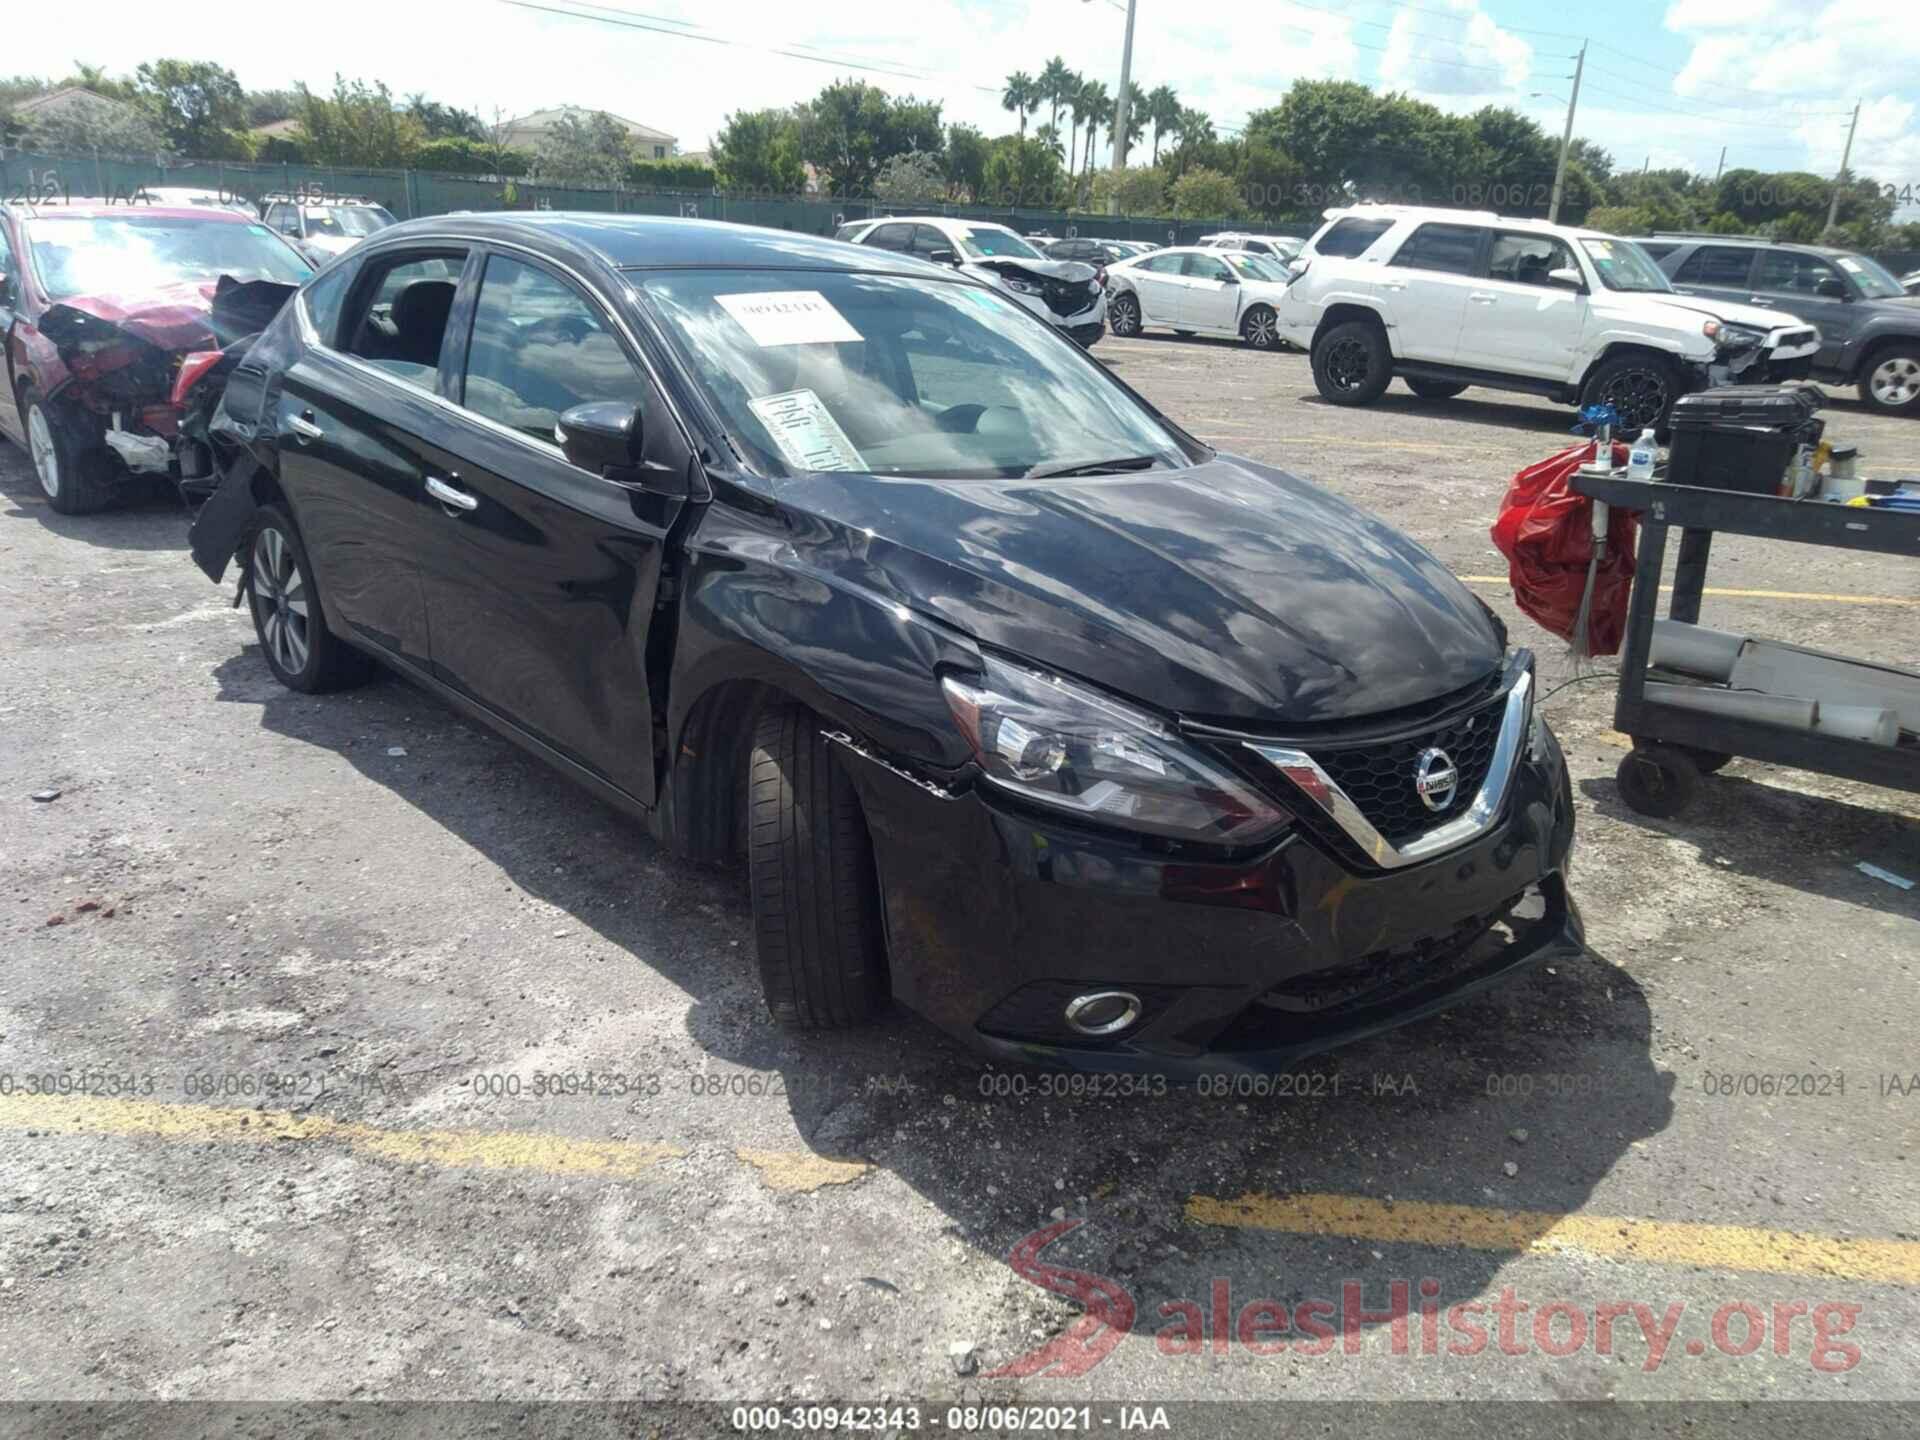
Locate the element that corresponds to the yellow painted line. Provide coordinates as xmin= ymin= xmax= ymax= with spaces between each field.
xmin=736 ymin=1148 xmax=871 ymax=1193
xmin=1460 ymin=575 xmax=1918 ymax=607
xmin=1188 ymin=1192 xmax=1920 ymax=1286
xmin=0 ymin=1093 xmax=684 ymax=1178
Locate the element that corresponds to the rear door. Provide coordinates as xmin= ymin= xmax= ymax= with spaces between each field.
xmin=862 ymin=223 xmax=914 ymax=255
xmin=272 ymin=245 xmax=471 ymax=669
xmin=1130 ymin=252 xmax=1187 ymax=324
xmin=1666 ymin=243 xmax=1758 ymax=310
xmin=1378 ymin=222 xmax=1488 ymax=363
xmin=1747 ymin=248 xmax=1856 ymax=369
xmin=415 ymin=248 xmax=692 ymax=805
xmin=1455 ymin=229 xmax=1587 ymax=378
xmin=1178 ymin=251 xmax=1241 ymax=331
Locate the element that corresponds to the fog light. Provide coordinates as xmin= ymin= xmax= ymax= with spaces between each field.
xmin=1063 ymin=990 xmax=1142 ymax=1036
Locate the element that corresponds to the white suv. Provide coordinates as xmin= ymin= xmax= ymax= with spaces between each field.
xmin=1276 ymin=205 xmax=1822 ymax=433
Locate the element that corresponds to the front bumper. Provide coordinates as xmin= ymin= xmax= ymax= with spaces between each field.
xmin=836 ymin=711 xmax=1580 ymax=1074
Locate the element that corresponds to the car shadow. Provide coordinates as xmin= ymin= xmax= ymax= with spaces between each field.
xmin=1297 ymin=389 xmax=1580 ymax=436
xmin=212 ymin=644 xmax=1673 ymax=1360
xmin=1580 ymin=770 xmax=1920 ymax=922
xmin=0 ymin=448 xmax=193 ymax=552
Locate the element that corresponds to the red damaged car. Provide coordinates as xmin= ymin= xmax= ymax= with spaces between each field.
xmin=0 ymin=201 xmax=313 ymax=513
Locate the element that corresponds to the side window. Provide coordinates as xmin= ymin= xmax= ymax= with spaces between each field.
xmin=1673 ymin=246 xmax=1755 ymax=287
xmin=1184 ymin=254 xmax=1233 ymax=281
xmin=911 ymin=225 xmax=950 ymax=258
xmin=1753 ymin=249 xmax=1845 ymax=296
xmin=268 ymin=203 xmax=299 ymax=237
xmin=1143 ymin=253 xmax=1185 ymax=274
xmin=866 ymin=223 xmax=912 ymax=252
xmin=1246 ymin=240 xmax=1274 ymax=256
xmin=1316 ymin=217 xmax=1393 ymax=259
xmin=1388 ymin=224 xmax=1486 ymax=276
xmin=344 ymin=252 xmax=466 ymax=392
xmin=301 ymin=258 xmax=360 ymax=347
xmin=1488 ymin=232 xmax=1575 ymax=287
xmin=460 ymin=254 xmax=643 ymax=444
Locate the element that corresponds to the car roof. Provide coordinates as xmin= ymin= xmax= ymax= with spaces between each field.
xmin=5 ymin=201 xmax=256 ymax=222
xmin=366 ymin=212 xmax=946 ymax=274
xmin=1650 ymin=233 xmax=1854 ymax=258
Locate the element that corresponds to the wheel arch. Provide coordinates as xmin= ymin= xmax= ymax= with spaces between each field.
xmin=1576 ymin=339 xmax=1692 ymax=394
xmin=1853 ymin=329 xmax=1920 ymax=382
xmin=1312 ymin=303 xmax=1389 ymax=352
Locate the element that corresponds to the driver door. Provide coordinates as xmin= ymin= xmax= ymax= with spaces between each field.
xmin=1178 ymin=252 xmax=1240 ymax=332
xmin=417 ymin=249 xmax=691 ymax=805
xmin=1129 ymin=253 xmax=1186 ymax=324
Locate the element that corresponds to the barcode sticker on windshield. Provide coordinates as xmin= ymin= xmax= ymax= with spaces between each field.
xmin=717 ymin=290 xmax=862 ymax=347
xmin=747 ymin=388 xmax=865 ymax=473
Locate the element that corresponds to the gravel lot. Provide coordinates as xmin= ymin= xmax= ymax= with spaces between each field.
xmin=2 ymin=338 xmax=1917 ymax=1419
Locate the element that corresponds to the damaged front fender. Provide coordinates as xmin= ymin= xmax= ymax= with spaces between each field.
xmin=187 ymin=450 xmax=262 ymax=586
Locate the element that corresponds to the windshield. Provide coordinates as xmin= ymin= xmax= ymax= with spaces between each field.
xmin=1579 ymin=237 xmax=1672 ymax=293
xmin=26 ymin=215 xmax=313 ymax=301
xmin=1835 ymin=253 xmax=1906 ymax=300
xmin=955 ymin=226 xmax=1043 ymax=261
xmin=1224 ymin=252 xmax=1288 ymax=282
xmin=637 ymin=268 xmax=1194 ymax=480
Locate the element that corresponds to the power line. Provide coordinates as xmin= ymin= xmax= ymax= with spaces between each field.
xmin=1582 ymin=64 xmax=1855 ymax=120
xmin=1578 ymin=82 xmax=1854 ymax=131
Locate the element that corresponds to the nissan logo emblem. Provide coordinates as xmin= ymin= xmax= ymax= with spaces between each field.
xmin=1414 ymin=747 xmax=1459 ymax=812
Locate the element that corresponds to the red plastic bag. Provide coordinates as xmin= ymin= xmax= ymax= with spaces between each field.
xmin=1490 ymin=440 xmax=1639 ymax=656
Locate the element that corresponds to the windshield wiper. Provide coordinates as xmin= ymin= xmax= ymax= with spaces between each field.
xmin=1024 ymin=455 xmax=1163 ymax=479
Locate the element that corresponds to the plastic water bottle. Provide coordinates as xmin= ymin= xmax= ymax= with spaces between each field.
xmin=1627 ymin=428 xmax=1657 ymax=480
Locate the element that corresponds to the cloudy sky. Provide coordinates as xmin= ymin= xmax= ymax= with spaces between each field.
xmin=12 ymin=0 xmax=1916 ymax=194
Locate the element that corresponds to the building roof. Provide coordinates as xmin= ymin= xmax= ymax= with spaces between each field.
xmin=12 ymin=86 xmax=135 ymax=119
xmin=503 ymin=106 xmax=675 ymax=144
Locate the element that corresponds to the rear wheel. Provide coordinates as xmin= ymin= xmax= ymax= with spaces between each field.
xmin=246 ymin=504 xmax=375 ymax=693
xmin=1312 ymin=319 xmax=1391 ymax=405
xmin=747 ymin=705 xmax=887 ymax=1029
xmin=1240 ymin=305 xmax=1279 ymax=350
xmin=1859 ymin=345 xmax=1920 ymax=416
xmin=23 ymin=390 xmax=114 ymax=515
xmin=1406 ymin=378 xmax=1467 ymax=400
xmin=1616 ymin=744 xmax=1700 ymax=819
xmin=1108 ymin=292 xmax=1142 ymax=337
xmin=1582 ymin=352 xmax=1682 ymax=435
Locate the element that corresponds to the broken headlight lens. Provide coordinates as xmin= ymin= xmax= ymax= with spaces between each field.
xmin=941 ymin=657 xmax=1291 ymax=846
xmin=1703 ymin=319 xmax=1764 ymax=350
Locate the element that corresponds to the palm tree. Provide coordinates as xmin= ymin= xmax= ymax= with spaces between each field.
xmin=1078 ymin=79 xmax=1111 ymax=189
xmin=1001 ymin=72 xmax=1037 ymax=137
xmin=1039 ymin=56 xmax=1074 ymax=137
xmin=1146 ymin=85 xmax=1179 ymax=165
xmin=1065 ymin=81 xmax=1090 ymax=178
xmin=1112 ymin=81 xmax=1148 ymax=166
xmin=1034 ymin=122 xmax=1064 ymax=162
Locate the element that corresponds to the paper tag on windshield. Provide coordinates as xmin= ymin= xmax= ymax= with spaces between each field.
xmin=717 ymin=290 xmax=861 ymax=347
xmin=748 ymin=388 xmax=865 ymax=473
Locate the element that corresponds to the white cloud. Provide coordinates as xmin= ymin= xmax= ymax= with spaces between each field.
xmin=1378 ymin=0 xmax=1531 ymax=99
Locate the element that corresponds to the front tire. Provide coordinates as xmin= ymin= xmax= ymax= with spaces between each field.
xmin=1312 ymin=319 xmax=1391 ymax=405
xmin=1582 ymin=352 xmax=1682 ymax=435
xmin=1108 ymin=292 xmax=1142 ymax=337
xmin=1859 ymin=345 xmax=1920 ymax=416
xmin=23 ymin=390 xmax=113 ymax=515
xmin=1240 ymin=305 xmax=1279 ymax=350
xmin=246 ymin=504 xmax=375 ymax=693
xmin=747 ymin=705 xmax=887 ymax=1029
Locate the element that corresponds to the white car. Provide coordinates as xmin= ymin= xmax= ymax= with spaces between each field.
xmin=1199 ymin=231 xmax=1301 ymax=261
xmin=841 ymin=216 xmax=1107 ymax=346
xmin=1276 ymin=204 xmax=1822 ymax=433
xmin=131 ymin=186 xmax=258 ymax=218
xmin=1105 ymin=247 xmax=1294 ymax=349
xmin=261 ymin=197 xmax=399 ymax=265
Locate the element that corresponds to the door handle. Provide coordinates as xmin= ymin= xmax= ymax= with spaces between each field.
xmin=1379 ymin=280 xmax=1406 ymax=292
xmin=425 ymin=475 xmax=478 ymax=512
xmin=285 ymin=412 xmax=323 ymax=442
xmin=1469 ymin=292 xmax=1498 ymax=303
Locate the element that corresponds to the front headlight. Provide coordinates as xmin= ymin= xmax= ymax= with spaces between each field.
xmin=1703 ymin=319 xmax=1763 ymax=350
xmin=1003 ymin=278 xmax=1040 ymax=295
xmin=941 ymin=657 xmax=1291 ymax=846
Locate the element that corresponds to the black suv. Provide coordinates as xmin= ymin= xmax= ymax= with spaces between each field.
xmin=1645 ymin=236 xmax=1920 ymax=416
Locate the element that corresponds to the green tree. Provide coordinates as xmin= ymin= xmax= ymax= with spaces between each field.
xmin=18 ymin=97 xmax=165 ymax=159
xmin=134 ymin=59 xmax=249 ymax=158
xmin=1001 ymin=72 xmax=1038 ymax=137
xmin=415 ymin=136 xmax=532 ymax=177
xmin=405 ymin=95 xmax=486 ymax=142
xmin=1078 ymin=79 xmax=1111 ymax=191
xmin=1170 ymin=165 xmax=1243 ymax=219
xmin=246 ymin=88 xmax=300 ymax=127
xmin=875 ymin=150 xmax=946 ymax=204
xmin=713 ymin=107 xmax=805 ymax=193
xmin=1038 ymin=56 xmax=1074 ymax=137
xmin=944 ymin=123 xmax=989 ymax=201
xmin=1272 ymin=80 xmax=1477 ymax=204
xmin=794 ymin=80 xmax=942 ymax=196
xmin=62 ymin=63 xmax=137 ymax=103
xmin=1092 ymin=163 xmax=1168 ymax=215
xmin=536 ymin=109 xmax=634 ymax=186
xmin=1144 ymin=84 xmax=1179 ymax=165
xmin=1112 ymin=81 xmax=1148 ymax=161
xmin=982 ymin=134 xmax=1064 ymax=207
xmin=296 ymin=77 xmax=423 ymax=167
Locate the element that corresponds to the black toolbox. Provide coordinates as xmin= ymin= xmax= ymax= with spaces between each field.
xmin=1666 ymin=385 xmax=1824 ymax=495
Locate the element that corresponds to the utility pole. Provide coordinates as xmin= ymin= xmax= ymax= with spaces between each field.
xmin=1825 ymin=100 xmax=1861 ymax=234
xmin=1546 ymin=41 xmax=1585 ymax=224
xmin=1713 ymin=146 xmax=1726 ymax=182
xmin=1107 ymin=0 xmax=1138 ymax=214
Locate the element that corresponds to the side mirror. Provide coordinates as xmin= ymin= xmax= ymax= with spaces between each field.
xmin=557 ymin=400 xmax=687 ymax=494
xmin=1547 ymin=267 xmax=1585 ymax=290
xmin=1815 ymin=278 xmax=1848 ymax=299
xmin=1286 ymin=257 xmax=1310 ymax=278
xmin=1221 ymin=272 xmax=1240 ymax=286
xmin=928 ymin=247 xmax=956 ymax=265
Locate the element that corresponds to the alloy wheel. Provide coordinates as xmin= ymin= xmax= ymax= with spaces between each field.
xmin=1244 ymin=309 xmax=1277 ymax=348
xmin=1324 ymin=336 xmax=1372 ymax=391
xmin=1111 ymin=295 xmax=1140 ymax=336
xmin=1870 ymin=355 xmax=1920 ymax=408
xmin=251 ymin=525 xmax=311 ymax=676
xmin=1600 ymin=368 xmax=1669 ymax=432
xmin=27 ymin=405 xmax=60 ymax=500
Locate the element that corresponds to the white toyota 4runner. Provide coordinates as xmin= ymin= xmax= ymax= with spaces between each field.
xmin=1276 ymin=205 xmax=1822 ymax=433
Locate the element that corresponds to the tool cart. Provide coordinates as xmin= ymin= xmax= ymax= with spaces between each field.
xmin=1570 ymin=387 xmax=1920 ymax=819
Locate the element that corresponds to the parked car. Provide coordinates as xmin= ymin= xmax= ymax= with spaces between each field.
xmin=1643 ymin=235 xmax=1920 ymax=417
xmin=261 ymin=197 xmax=399 ymax=265
xmin=1903 ymin=269 xmax=1920 ymax=297
xmin=1201 ymin=232 xmax=1301 ymax=261
xmin=1277 ymin=205 xmax=1822 ymax=434
xmin=1106 ymin=246 xmax=1293 ymax=348
xmin=841 ymin=216 xmax=1106 ymax=346
xmin=133 ymin=186 xmax=259 ymax=219
xmin=187 ymin=213 xmax=1579 ymax=1071
xmin=1044 ymin=237 xmax=1129 ymax=267
xmin=0 ymin=200 xmax=313 ymax=513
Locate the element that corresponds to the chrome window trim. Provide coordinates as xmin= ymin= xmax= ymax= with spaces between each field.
xmin=1245 ymin=666 xmax=1533 ymax=870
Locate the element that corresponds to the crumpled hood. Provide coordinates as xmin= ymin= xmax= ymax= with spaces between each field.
xmin=758 ymin=453 xmax=1504 ymax=725
xmin=967 ymin=255 xmax=1098 ymax=284
xmin=38 ymin=281 xmax=225 ymax=353
xmin=1612 ymin=290 xmax=1813 ymax=334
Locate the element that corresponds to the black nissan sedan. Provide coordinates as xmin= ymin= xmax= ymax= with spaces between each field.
xmin=188 ymin=213 xmax=1580 ymax=1072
